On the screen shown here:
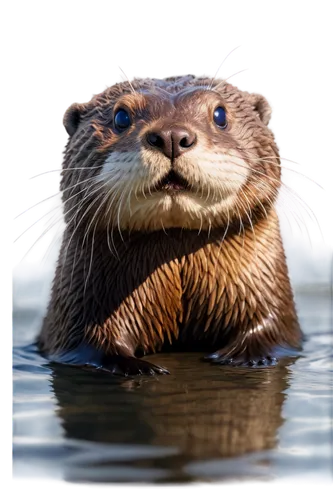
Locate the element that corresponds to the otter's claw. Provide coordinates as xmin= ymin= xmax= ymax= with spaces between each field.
xmin=95 ymin=356 xmax=170 ymax=377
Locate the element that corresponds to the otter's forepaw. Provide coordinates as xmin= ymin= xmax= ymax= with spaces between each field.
xmin=96 ymin=356 xmax=170 ymax=377
xmin=203 ymin=351 xmax=277 ymax=368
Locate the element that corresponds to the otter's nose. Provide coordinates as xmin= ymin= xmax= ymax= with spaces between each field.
xmin=146 ymin=127 xmax=196 ymax=159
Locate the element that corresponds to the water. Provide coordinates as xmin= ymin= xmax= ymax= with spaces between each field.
xmin=13 ymin=284 xmax=332 ymax=483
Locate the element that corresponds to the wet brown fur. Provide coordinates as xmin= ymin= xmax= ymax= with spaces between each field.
xmin=38 ymin=75 xmax=301 ymax=371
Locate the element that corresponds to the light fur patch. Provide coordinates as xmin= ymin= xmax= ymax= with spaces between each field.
xmin=97 ymin=148 xmax=250 ymax=231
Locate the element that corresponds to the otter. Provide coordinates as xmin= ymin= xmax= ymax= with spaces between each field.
xmin=38 ymin=75 xmax=301 ymax=376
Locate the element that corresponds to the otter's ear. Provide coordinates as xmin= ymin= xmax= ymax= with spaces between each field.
xmin=248 ymin=93 xmax=272 ymax=126
xmin=63 ymin=103 xmax=87 ymax=136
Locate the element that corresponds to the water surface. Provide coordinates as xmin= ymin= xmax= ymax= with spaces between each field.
xmin=13 ymin=285 xmax=332 ymax=483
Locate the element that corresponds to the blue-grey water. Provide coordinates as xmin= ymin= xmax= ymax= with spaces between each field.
xmin=13 ymin=282 xmax=332 ymax=483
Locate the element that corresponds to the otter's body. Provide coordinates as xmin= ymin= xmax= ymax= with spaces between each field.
xmin=38 ymin=75 xmax=301 ymax=375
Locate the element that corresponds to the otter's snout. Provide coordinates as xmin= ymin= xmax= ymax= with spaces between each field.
xmin=146 ymin=126 xmax=196 ymax=160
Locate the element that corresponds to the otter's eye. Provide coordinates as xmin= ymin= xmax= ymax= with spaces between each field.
xmin=213 ymin=107 xmax=227 ymax=129
xmin=114 ymin=109 xmax=131 ymax=131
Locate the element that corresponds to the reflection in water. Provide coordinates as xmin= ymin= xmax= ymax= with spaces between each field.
xmin=13 ymin=289 xmax=332 ymax=482
xmin=49 ymin=353 xmax=291 ymax=482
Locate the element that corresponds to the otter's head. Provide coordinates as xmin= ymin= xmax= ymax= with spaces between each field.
xmin=61 ymin=75 xmax=280 ymax=233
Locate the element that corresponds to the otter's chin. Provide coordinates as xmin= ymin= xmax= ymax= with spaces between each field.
xmin=116 ymin=191 xmax=237 ymax=232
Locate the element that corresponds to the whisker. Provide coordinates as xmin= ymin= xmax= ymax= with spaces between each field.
xmin=235 ymin=202 xmax=245 ymax=245
xmin=239 ymin=185 xmax=260 ymax=269
xmin=84 ymin=219 xmax=98 ymax=294
xmin=13 ymin=193 xmax=57 ymax=222
xmin=117 ymin=184 xmax=129 ymax=241
xmin=134 ymin=183 xmax=140 ymax=202
xmin=81 ymin=179 xmax=118 ymax=247
xmin=105 ymin=193 xmax=120 ymax=259
xmin=245 ymin=179 xmax=270 ymax=219
xmin=214 ymin=66 xmax=249 ymax=90
xmin=29 ymin=166 xmax=101 ymax=180
xmin=59 ymin=183 xmax=111 ymax=286
xmin=81 ymin=188 xmax=110 ymax=249
xmin=237 ymin=151 xmax=299 ymax=166
xmin=204 ymin=178 xmax=211 ymax=203
xmin=12 ymin=208 xmax=50 ymax=243
xmin=63 ymin=236 xmax=80 ymax=301
xmin=278 ymin=191 xmax=316 ymax=232
xmin=141 ymin=180 xmax=147 ymax=199
xmin=64 ymin=178 xmax=109 ymax=226
xmin=127 ymin=185 xmax=134 ymax=217
xmin=211 ymin=199 xmax=230 ymax=292
xmin=208 ymin=154 xmax=320 ymax=244
xmin=160 ymin=218 xmax=168 ymax=235
xmin=240 ymin=151 xmax=324 ymax=190
xmin=240 ymin=186 xmax=252 ymax=218
xmin=197 ymin=211 xmax=203 ymax=236
xmin=207 ymin=218 xmax=212 ymax=239
xmin=14 ymin=175 xmax=97 ymax=220
xmin=244 ymin=175 xmax=322 ymax=241
xmin=195 ymin=177 xmax=201 ymax=198
xmin=147 ymin=173 xmax=153 ymax=198
xmin=228 ymin=157 xmax=322 ymax=199
xmin=18 ymin=228 xmax=49 ymax=260
xmin=119 ymin=66 xmax=136 ymax=94
xmin=202 ymin=157 xmax=320 ymax=240
xmin=208 ymin=45 xmax=241 ymax=90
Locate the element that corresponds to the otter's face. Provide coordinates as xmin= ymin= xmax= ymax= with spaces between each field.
xmin=61 ymin=76 xmax=281 ymax=232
